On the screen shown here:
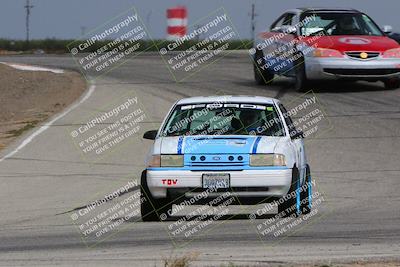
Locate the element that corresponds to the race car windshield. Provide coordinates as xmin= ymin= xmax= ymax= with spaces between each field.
xmin=161 ymin=103 xmax=285 ymax=137
xmin=300 ymin=12 xmax=383 ymax=36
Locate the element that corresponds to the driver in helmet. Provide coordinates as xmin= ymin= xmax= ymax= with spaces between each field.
xmin=333 ymin=16 xmax=361 ymax=35
xmin=232 ymin=109 xmax=262 ymax=135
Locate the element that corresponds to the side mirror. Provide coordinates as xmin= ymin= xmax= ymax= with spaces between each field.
xmin=273 ymin=25 xmax=297 ymax=35
xmin=290 ymin=129 xmax=304 ymax=139
xmin=143 ymin=130 xmax=158 ymax=140
xmin=382 ymin=25 xmax=393 ymax=34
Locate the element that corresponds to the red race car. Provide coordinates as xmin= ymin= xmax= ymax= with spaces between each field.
xmin=253 ymin=8 xmax=400 ymax=91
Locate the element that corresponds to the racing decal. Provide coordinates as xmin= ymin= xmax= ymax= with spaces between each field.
xmin=338 ymin=37 xmax=371 ymax=45
xmin=162 ymin=179 xmax=178 ymax=185
xmin=181 ymin=103 xmax=267 ymax=110
xmin=252 ymin=136 xmax=262 ymax=154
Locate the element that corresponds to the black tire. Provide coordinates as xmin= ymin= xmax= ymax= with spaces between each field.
xmin=278 ymin=167 xmax=301 ymax=218
xmin=384 ymin=78 xmax=400 ymax=90
xmin=294 ymin=56 xmax=309 ymax=92
xmin=300 ymin=164 xmax=312 ymax=215
xmin=140 ymin=170 xmax=172 ymax=222
xmin=253 ymin=50 xmax=274 ymax=85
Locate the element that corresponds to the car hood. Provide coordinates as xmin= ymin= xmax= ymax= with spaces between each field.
xmin=159 ymin=136 xmax=288 ymax=154
xmin=302 ymin=35 xmax=399 ymax=52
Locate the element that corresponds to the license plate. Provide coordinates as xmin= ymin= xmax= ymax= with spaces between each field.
xmin=202 ymin=173 xmax=230 ymax=189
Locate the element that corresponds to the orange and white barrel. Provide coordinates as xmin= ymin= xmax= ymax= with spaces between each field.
xmin=167 ymin=6 xmax=187 ymax=40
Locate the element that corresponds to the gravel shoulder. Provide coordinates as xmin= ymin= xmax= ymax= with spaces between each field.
xmin=0 ymin=63 xmax=86 ymax=150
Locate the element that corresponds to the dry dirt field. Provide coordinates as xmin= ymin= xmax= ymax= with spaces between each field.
xmin=0 ymin=63 xmax=86 ymax=150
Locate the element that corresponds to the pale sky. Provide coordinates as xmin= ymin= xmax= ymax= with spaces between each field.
xmin=0 ymin=0 xmax=398 ymax=40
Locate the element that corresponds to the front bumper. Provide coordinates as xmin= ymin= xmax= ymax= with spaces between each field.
xmin=305 ymin=56 xmax=400 ymax=80
xmin=146 ymin=168 xmax=292 ymax=199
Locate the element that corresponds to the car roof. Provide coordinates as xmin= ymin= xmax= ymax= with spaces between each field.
xmin=295 ymin=7 xmax=360 ymax=13
xmin=176 ymin=95 xmax=277 ymax=105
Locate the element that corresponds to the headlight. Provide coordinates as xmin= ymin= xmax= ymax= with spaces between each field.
xmin=313 ymin=48 xmax=343 ymax=58
xmin=250 ymin=154 xmax=286 ymax=166
xmin=161 ymin=154 xmax=183 ymax=167
xmin=382 ymin=48 xmax=400 ymax=58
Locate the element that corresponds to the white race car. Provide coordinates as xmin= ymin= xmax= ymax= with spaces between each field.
xmin=141 ymin=96 xmax=312 ymax=221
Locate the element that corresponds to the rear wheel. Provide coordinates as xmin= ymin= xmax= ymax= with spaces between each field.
xmin=384 ymin=78 xmax=400 ymax=89
xmin=140 ymin=170 xmax=172 ymax=222
xmin=253 ymin=50 xmax=274 ymax=85
xmin=294 ymin=56 xmax=309 ymax=92
xmin=300 ymin=164 xmax=312 ymax=214
xmin=278 ymin=167 xmax=301 ymax=218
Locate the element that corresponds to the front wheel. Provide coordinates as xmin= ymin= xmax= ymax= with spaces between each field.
xmin=253 ymin=51 xmax=274 ymax=85
xmin=278 ymin=167 xmax=301 ymax=218
xmin=294 ymin=57 xmax=309 ymax=92
xmin=384 ymin=78 xmax=400 ymax=89
xmin=140 ymin=170 xmax=172 ymax=222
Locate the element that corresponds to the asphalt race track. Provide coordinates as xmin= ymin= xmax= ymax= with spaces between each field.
xmin=0 ymin=52 xmax=399 ymax=266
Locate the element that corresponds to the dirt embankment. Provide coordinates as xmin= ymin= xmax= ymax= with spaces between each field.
xmin=0 ymin=63 xmax=86 ymax=150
